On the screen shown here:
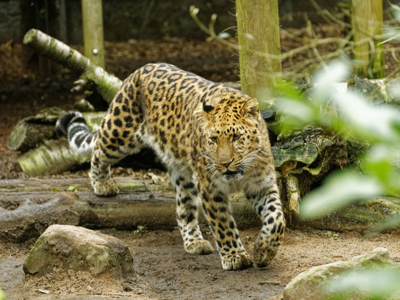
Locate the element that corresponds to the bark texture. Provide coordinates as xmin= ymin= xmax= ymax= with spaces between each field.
xmin=352 ymin=0 xmax=384 ymax=78
xmin=236 ymin=0 xmax=281 ymax=110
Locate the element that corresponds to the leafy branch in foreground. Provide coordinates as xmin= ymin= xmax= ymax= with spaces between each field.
xmin=277 ymin=60 xmax=400 ymax=299
xmin=275 ymin=61 xmax=400 ymax=220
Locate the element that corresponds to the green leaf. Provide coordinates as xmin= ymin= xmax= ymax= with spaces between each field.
xmin=325 ymin=269 xmax=400 ymax=300
xmin=312 ymin=61 xmax=351 ymax=104
xmin=51 ymin=188 xmax=58 ymax=192
xmin=390 ymin=3 xmax=400 ymax=25
xmin=274 ymin=97 xmax=319 ymax=133
xmin=331 ymin=91 xmax=399 ymax=142
xmin=300 ymin=170 xmax=382 ymax=220
xmin=68 ymin=184 xmax=79 ymax=192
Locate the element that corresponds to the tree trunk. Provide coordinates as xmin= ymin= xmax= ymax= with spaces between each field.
xmin=23 ymin=29 xmax=121 ymax=103
xmin=352 ymin=0 xmax=384 ymax=79
xmin=236 ymin=0 xmax=282 ymax=110
xmin=81 ymin=0 xmax=105 ymax=69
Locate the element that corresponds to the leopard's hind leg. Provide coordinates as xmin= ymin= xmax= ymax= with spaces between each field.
xmin=89 ymin=141 xmax=122 ymax=196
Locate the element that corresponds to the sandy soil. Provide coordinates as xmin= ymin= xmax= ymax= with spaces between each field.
xmin=2 ymin=25 xmax=400 ymax=300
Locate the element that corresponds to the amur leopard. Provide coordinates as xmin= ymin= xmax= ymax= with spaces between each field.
xmin=57 ymin=63 xmax=285 ymax=270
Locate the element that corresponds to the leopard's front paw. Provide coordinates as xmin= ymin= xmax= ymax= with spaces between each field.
xmin=92 ymin=179 xmax=119 ymax=196
xmin=185 ymin=239 xmax=214 ymax=255
xmin=221 ymin=251 xmax=253 ymax=271
xmin=253 ymin=234 xmax=282 ymax=268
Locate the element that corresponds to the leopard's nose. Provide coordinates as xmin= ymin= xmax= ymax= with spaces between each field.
xmin=220 ymin=158 xmax=234 ymax=168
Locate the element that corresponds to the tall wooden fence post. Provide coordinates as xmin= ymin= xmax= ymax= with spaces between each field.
xmin=236 ymin=0 xmax=282 ymax=110
xmin=352 ymin=0 xmax=384 ymax=79
xmin=81 ymin=0 xmax=105 ymax=69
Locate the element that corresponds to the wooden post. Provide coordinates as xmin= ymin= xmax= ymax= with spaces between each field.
xmin=81 ymin=0 xmax=105 ymax=69
xmin=236 ymin=0 xmax=282 ymax=110
xmin=352 ymin=0 xmax=384 ymax=79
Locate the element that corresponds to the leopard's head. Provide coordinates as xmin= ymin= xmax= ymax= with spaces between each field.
xmin=195 ymin=95 xmax=266 ymax=180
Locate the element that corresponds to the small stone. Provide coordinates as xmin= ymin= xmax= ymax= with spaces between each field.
xmin=23 ymin=225 xmax=135 ymax=280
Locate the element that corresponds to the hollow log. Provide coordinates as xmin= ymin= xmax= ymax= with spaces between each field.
xmin=7 ymin=107 xmax=66 ymax=152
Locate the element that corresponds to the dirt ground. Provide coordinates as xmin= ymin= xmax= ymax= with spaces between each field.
xmin=2 ymin=229 xmax=400 ymax=300
xmin=2 ymin=25 xmax=400 ymax=300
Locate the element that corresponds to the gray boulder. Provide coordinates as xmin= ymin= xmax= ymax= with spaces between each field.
xmin=23 ymin=224 xmax=135 ymax=280
xmin=284 ymin=247 xmax=399 ymax=300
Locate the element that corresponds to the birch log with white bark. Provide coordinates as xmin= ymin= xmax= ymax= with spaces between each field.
xmin=23 ymin=29 xmax=121 ymax=103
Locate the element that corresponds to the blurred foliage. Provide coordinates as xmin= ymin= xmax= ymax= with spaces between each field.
xmin=275 ymin=60 xmax=400 ymax=223
xmin=325 ymin=269 xmax=400 ymax=300
xmin=276 ymin=26 xmax=400 ymax=299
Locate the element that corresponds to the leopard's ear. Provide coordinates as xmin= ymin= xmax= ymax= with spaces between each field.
xmin=202 ymin=101 xmax=215 ymax=113
xmin=194 ymin=102 xmax=212 ymax=125
xmin=240 ymin=97 xmax=259 ymax=118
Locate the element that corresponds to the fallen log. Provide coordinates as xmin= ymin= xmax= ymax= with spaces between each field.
xmin=0 ymin=177 xmax=259 ymax=242
xmin=7 ymin=107 xmax=66 ymax=152
xmin=12 ymin=110 xmax=105 ymax=175
xmin=23 ymin=29 xmax=122 ymax=103
xmin=7 ymin=107 xmax=105 ymax=153
xmin=1 ymin=177 xmax=400 ymax=242
xmin=294 ymin=197 xmax=400 ymax=233
xmin=17 ymin=138 xmax=90 ymax=177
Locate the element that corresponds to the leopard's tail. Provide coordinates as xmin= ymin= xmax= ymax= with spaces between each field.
xmin=56 ymin=111 xmax=97 ymax=156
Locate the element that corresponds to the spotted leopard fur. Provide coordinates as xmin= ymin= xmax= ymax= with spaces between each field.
xmin=57 ymin=63 xmax=285 ymax=270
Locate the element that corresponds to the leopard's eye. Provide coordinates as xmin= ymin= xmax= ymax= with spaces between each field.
xmin=232 ymin=134 xmax=242 ymax=142
xmin=210 ymin=136 xmax=218 ymax=143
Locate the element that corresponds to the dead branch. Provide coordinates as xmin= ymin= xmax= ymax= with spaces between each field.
xmin=23 ymin=29 xmax=122 ymax=103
